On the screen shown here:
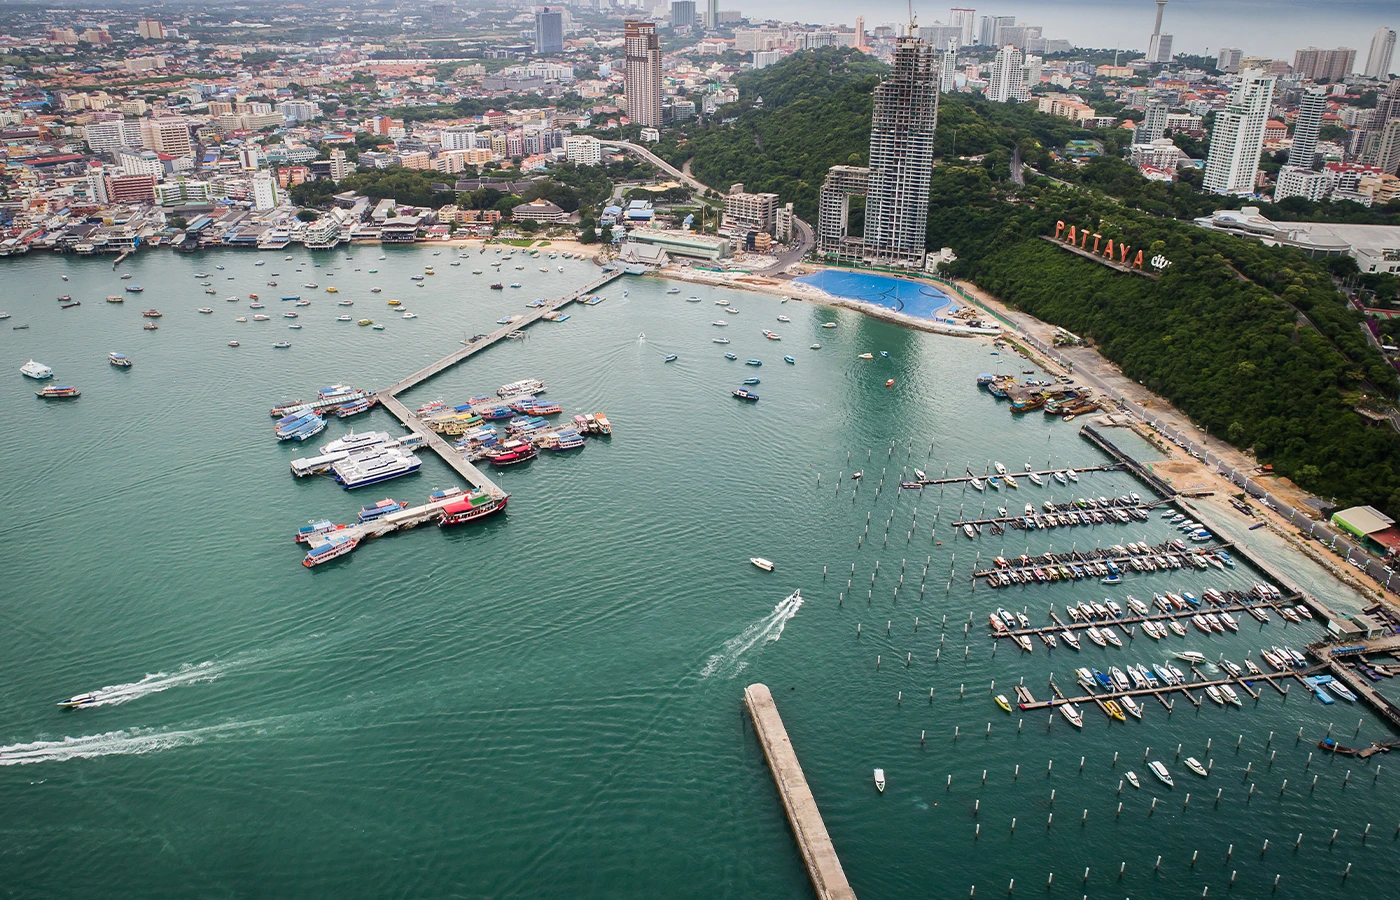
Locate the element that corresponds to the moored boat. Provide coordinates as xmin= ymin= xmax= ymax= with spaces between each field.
xmin=303 ymin=533 xmax=358 ymax=567
xmin=437 ymin=489 xmax=509 ymax=526
xmin=36 ymin=385 xmax=80 ymax=399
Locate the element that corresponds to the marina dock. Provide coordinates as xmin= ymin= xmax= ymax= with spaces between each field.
xmin=904 ymin=463 xmax=1121 ymax=488
xmin=367 ymin=269 xmax=624 ymax=496
xmin=744 ymin=683 xmax=856 ymax=900
xmin=1022 ymin=666 xmax=1326 ymax=715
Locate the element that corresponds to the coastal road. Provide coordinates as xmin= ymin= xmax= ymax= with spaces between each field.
xmin=753 ymin=216 xmax=814 ymax=276
xmin=602 ymin=140 xmax=716 ymax=196
xmin=977 ymin=294 xmax=1400 ymax=599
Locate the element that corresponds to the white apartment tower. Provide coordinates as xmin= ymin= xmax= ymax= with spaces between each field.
xmin=1202 ymin=70 xmax=1276 ymax=195
xmin=1287 ymin=85 xmax=1328 ymax=168
xmin=948 ymin=8 xmax=976 ymax=47
xmin=624 ymin=20 xmax=662 ymax=128
xmin=985 ymin=44 xmax=1025 ymax=102
xmin=940 ymin=40 xmax=958 ymax=92
xmin=251 ymin=171 xmax=279 ymax=211
xmin=1365 ymin=27 xmax=1396 ymax=79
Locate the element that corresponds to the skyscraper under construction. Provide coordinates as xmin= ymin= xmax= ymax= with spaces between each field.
xmin=817 ymin=35 xmax=939 ymax=267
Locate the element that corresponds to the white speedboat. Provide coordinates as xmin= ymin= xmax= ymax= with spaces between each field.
xmin=874 ymin=768 xmax=886 ymax=792
xmin=1059 ymin=703 xmax=1084 ymax=728
xmin=750 ymin=557 xmax=774 ymax=571
xmin=1061 ymin=629 xmax=1080 ymax=650
xmin=1121 ymin=695 xmax=1144 ymax=719
xmin=1125 ymin=770 xmax=1141 ymax=789
xmin=20 ymin=359 xmax=53 ymax=379
xmin=1150 ymin=760 xmax=1174 ymax=786
xmin=1184 ymin=757 xmax=1209 ymax=778
xmin=56 ymin=692 xmax=101 ymax=709
xmin=1174 ymin=651 xmax=1208 ymax=665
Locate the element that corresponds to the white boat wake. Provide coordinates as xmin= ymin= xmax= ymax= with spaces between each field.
xmin=62 ymin=660 xmax=229 ymax=709
xmin=701 ymin=590 xmax=803 ymax=679
xmin=0 ymin=721 xmax=252 ymax=767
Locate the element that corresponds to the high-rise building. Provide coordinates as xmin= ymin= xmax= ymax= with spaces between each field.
xmin=752 ymin=50 xmax=782 ymax=69
xmin=1292 ymin=47 xmax=1355 ymax=82
xmin=978 ymin=16 xmax=1014 ymax=45
xmin=328 ymin=148 xmax=354 ymax=182
xmin=671 ymin=0 xmax=696 ymax=28
xmin=1217 ymin=47 xmax=1243 ymax=73
xmin=855 ymin=16 xmax=865 ymax=47
xmin=1146 ymin=0 xmax=1173 ymax=64
xmin=1135 ymin=101 xmax=1168 ymax=143
xmin=84 ymin=118 xmax=143 ymax=155
xmin=949 ymin=8 xmax=976 ymax=47
xmin=624 ymin=20 xmax=662 ymax=128
xmin=251 ymin=171 xmax=279 ymax=211
xmin=1287 ymin=85 xmax=1327 ymax=168
xmin=985 ymin=44 xmax=1026 ymax=102
xmin=705 ymin=0 xmax=718 ymax=28
xmin=1365 ymin=27 xmax=1396 ymax=79
xmin=1202 ymin=69 xmax=1276 ymax=195
xmin=535 ymin=8 xmax=564 ymax=54
xmin=136 ymin=19 xmax=165 ymax=40
xmin=817 ymin=36 xmax=939 ymax=266
xmin=1356 ymin=80 xmax=1400 ymax=173
xmin=139 ymin=116 xmax=192 ymax=158
xmin=940 ymin=39 xmax=958 ymax=92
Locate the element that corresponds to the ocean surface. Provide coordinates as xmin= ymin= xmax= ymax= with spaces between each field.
xmin=747 ymin=0 xmax=1395 ymax=63
xmin=1 ymin=246 xmax=1397 ymax=898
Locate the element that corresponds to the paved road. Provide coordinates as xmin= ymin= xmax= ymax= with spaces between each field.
xmin=998 ymin=316 xmax=1400 ymax=598
xmin=602 ymin=140 xmax=714 ymax=195
xmin=754 ymin=216 xmax=813 ymax=276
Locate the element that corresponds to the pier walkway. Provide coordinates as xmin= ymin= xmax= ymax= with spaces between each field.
xmin=1021 ymin=666 xmax=1325 ymax=715
xmin=904 ymin=463 xmax=1121 ymax=488
xmin=744 ymin=683 xmax=856 ymax=900
xmin=369 ymin=268 xmax=625 ymax=496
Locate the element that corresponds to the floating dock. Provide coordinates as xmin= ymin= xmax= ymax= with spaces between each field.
xmin=744 ymin=683 xmax=856 ymax=900
xmin=904 ymin=463 xmax=1121 ymax=488
xmin=368 ymin=269 xmax=624 ymax=496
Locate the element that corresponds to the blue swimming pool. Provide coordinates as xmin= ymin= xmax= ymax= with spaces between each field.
xmin=795 ymin=270 xmax=956 ymax=320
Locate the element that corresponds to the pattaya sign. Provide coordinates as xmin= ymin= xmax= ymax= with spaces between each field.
xmin=1051 ymin=220 xmax=1151 ymax=270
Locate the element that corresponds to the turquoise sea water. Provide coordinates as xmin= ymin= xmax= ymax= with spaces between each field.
xmin=1 ymin=246 xmax=1397 ymax=898
xmin=795 ymin=270 xmax=956 ymax=320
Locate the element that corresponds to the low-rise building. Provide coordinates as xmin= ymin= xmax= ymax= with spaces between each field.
xmin=511 ymin=199 xmax=568 ymax=223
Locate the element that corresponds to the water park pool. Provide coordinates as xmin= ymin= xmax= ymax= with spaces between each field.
xmin=796 ymin=270 xmax=956 ymax=320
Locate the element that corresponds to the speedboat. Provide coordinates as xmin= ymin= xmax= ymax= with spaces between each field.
xmin=750 ymin=557 xmax=775 ymax=571
xmin=994 ymin=694 xmax=1012 ymax=713
xmin=1184 ymin=757 xmax=1209 ymax=778
xmin=1205 ymin=685 xmax=1225 ymax=705
xmin=1121 ymin=695 xmax=1143 ymax=719
xmin=1150 ymin=760 xmax=1174 ymax=786
xmin=1060 ymin=629 xmax=1080 ymax=650
xmin=1059 ymin=703 xmax=1084 ymax=728
xmin=1126 ymin=771 xmax=1141 ymax=789
xmin=20 ymin=360 xmax=54 ymax=379
xmin=874 ymin=768 xmax=886 ymax=792
xmin=1219 ymin=684 xmax=1242 ymax=706
xmin=57 ymin=692 xmax=101 ymax=709
xmin=1174 ymin=651 xmax=1208 ymax=665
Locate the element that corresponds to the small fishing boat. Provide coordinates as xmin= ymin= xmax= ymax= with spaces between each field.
xmin=714 ymin=338 xmax=731 ymax=344
xmin=1150 ymin=760 xmax=1174 ymax=786
xmin=742 ymin=377 xmax=760 ymax=385
xmin=858 ymin=352 xmax=874 ymax=359
xmin=749 ymin=557 xmax=774 ymax=571
xmin=874 ymin=768 xmax=886 ymax=792
xmin=725 ymin=353 xmax=738 ymax=360
xmin=228 ymin=341 xmax=239 ymax=347
xmin=785 ymin=356 xmax=796 ymax=364
xmin=994 ymin=694 xmax=1012 ymax=713
xmin=732 ymin=389 xmax=759 ymax=402
xmin=142 ymin=322 xmax=158 ymax=330
xmin=663 ymin=354 xmax=677 ymax=362
xmin=745 ymin=359 xmax=762 ymax=366
xmin=821 ymin=322 xmax=837 ymax=329
xmin=1184 ymin=757 xmax=1208 ymax=778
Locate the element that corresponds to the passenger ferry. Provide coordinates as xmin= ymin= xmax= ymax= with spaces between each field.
xmin=295 ymin=519 xmax=345 ymax=543
xmin=108 ymin=352 xmax=132 ymax=367
xmin=437 ymin=489 xmax=509 ymax=526
xmin=358 ymin=498 xmax=408 ymax=523
xmin=20 ymin=359 xmax=53 ymax=379
xmin=497 ymin=379 xmax=546 ymax=398
xmin=303 ymin=533 xmax=358 ymax=568
xmin=332 ymin=448 xmax=422 ymax=489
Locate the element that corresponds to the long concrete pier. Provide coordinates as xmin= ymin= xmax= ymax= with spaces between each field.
xmin=369 ymin=268 xmax=625 ymax=495
xmin=744 ymin=683 xmax=856 ymax=900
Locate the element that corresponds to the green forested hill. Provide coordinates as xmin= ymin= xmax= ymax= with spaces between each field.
xmin=659 ymin=47 xmax=1400 ymax=516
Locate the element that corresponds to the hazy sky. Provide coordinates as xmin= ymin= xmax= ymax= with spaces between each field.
xmin=746 ymin=0 xmax=1395 ymax=63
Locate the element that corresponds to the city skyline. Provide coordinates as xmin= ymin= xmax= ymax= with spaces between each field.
xmin=745 ymin=0 xmax=1396 ymax=63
